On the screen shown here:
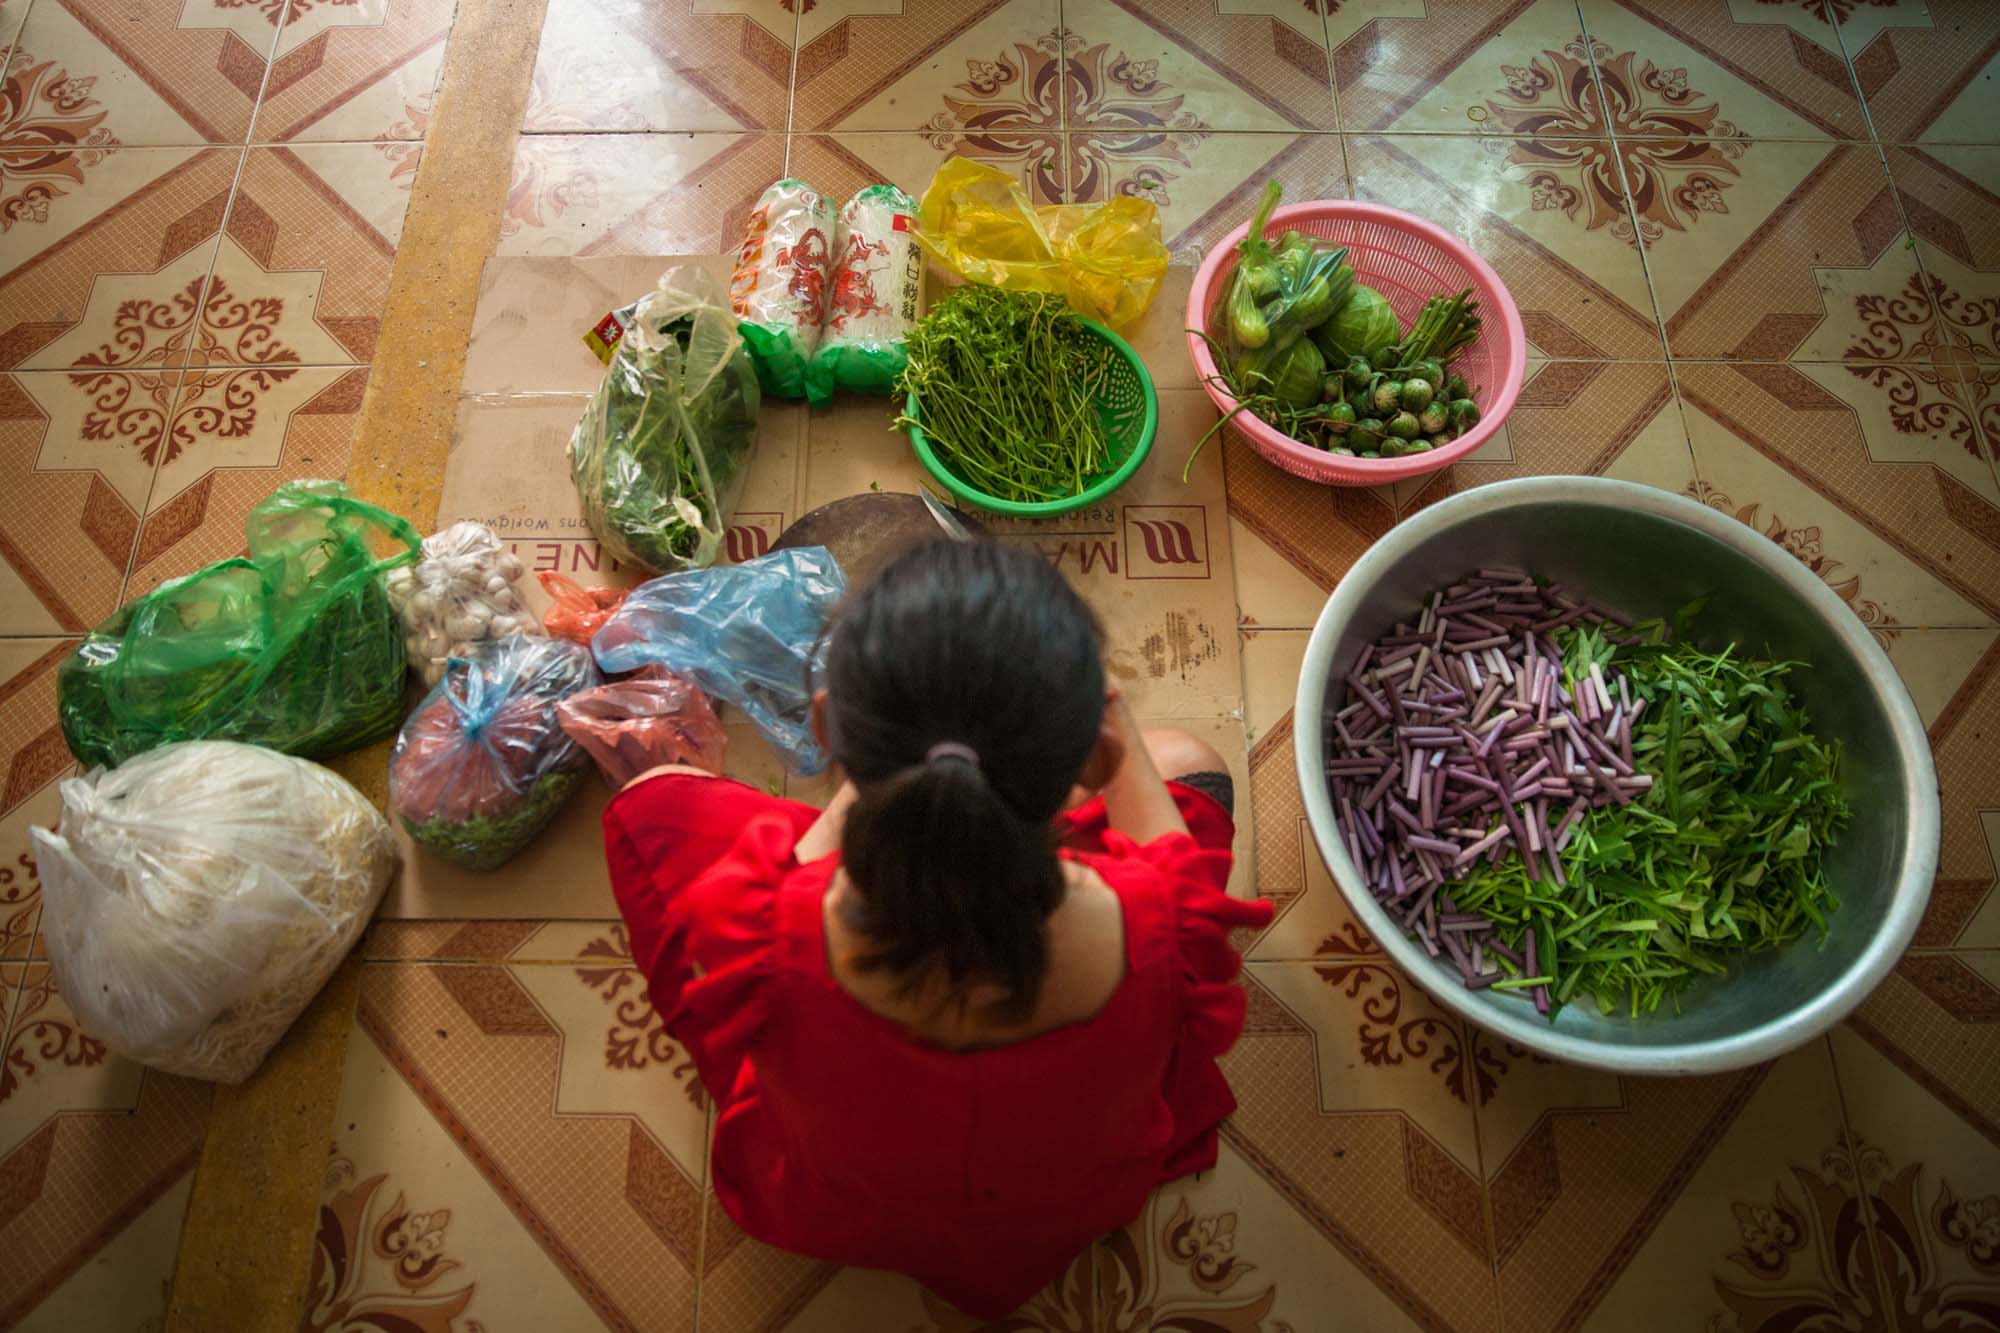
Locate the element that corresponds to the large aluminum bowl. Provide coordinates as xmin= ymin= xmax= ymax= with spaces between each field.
xmin=1294 ymin=477 xmax=1939 ymax=1074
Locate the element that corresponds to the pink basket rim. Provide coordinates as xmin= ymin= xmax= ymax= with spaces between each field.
xmin=1184 ymin=199 xmax=1529 ymax=486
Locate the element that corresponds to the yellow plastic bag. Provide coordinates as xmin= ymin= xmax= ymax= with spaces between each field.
xmin=912 ymin=157 xmax=1169 ymax=328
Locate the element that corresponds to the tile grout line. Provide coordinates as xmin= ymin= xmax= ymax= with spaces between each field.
xmin=1572 ymin=0 xmax=1707 ymax=506
xmin=779 ymin=0 xmax=801 ymax=178
xmin=1816 ymin=1029 xmax=1905 ymax=1320
xmin=117 ymin=0 xmax=292 ymax=608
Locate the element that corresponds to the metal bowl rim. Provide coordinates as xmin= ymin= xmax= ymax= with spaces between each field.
xmin=1291 ymin=476 xmax=1941 ymax=1075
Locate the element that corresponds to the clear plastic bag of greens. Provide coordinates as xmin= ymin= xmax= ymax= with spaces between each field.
xmin=569 ymin=264 xmax=762 ymax=574
xmin=590 ymin=547 xmax=848 ymax=775
xmin=57 ymin=480 xmax=419 ymax=769
xmin=389 ymin=635 xmax=600 ymax=871
xmin=912 ymin=156 xmax=1168 ymax=329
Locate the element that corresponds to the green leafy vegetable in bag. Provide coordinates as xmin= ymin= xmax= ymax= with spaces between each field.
xmin=57 ymin=481 xmax=419 ymax=769
xmin=570 ymin=265 xmax=761 ymax=574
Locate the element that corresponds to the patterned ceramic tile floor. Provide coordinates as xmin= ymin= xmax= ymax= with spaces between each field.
xmin=1 ymin=1 xmax=1998 ymax=1330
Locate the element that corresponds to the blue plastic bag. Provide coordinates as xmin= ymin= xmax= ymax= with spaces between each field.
xmin=591 ymin=547 xmax=848 ymax=774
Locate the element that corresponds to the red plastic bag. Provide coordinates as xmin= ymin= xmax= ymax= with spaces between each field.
xmin=554 ymin=666 xmax=727 ymax=787
xmin=539 ymin=573 xmax=630 ymax=644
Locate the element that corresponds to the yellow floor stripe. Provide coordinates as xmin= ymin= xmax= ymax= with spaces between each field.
xmin=164 ymin=2 xmax=550 ymax=1328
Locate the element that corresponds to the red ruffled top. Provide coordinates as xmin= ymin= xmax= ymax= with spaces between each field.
xmin=602 ymin=774 xmax=1273 ymax=1319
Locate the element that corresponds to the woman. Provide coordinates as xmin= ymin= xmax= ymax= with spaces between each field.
xmin=602 ymin=539 xmax=1272 ymax=1317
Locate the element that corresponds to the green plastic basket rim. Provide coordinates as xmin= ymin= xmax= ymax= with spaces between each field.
xmin=904 ymin=315 xmax=1159 ymax=518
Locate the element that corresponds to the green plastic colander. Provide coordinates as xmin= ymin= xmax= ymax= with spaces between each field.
xmin=903 ymin=316 xmax=1158 ymax=518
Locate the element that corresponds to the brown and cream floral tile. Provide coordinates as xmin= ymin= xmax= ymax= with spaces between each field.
xmin=1224 ymin=435 xmax=1395 ymax=633
xmin=0 ymin=145 xmax=239 ymax=371
xmin=1220 ymin=959 xmax=1499 ymax=1330
xmin=249 ymin=0 xmax=455 ymax=143
xmin=1067 ymin=133 xmax=1348 ymax=265
xmin=1097 ymin=1139 xmax=1463 ymax=1331
xmin=699 ymin=1230 xmax=1094 ymax=1332
xmin=196 ymin=144 xmax=418 ymax=367
xmin=0 ymin=370 xmax=165 ymax=633
xmin=363 ymin=919 xmax=628 ymax=964
xmin=0 ymin=0 xmax=29 ymax=60
xmin=1827 ymin=1019 xmax=2000 ymax=1320
xmin=1912 ymin=634 xmax=2000 ymax=950
xmin=1839 ymin=0 xmax=2000 ymax=145
xmin=1649 ymin=140 xmax=1930 ymax=361
xmin=1481 ymin=1043 xmax=1868 ymax=1332
xmin=496 ymin=133 xmax=787 ymax=259
xmin=313 ymin=963 xmax=701 ymax=1331
xmin=1885 ymin=144 xmax=2000 ymax=376
xmin=523 ymin=0 xmax=793 ymax=135
xmin=1395 ymin=360 xmax=1695 ymax=513
xmin=1331 ymin=0 xmax=1602 ymax=138
xmin=1345 ymin=135 xmax=1664 ymax=361
xmin=0 ymin=638 xmax=72 ymax=962
xmin=788 ymin=131 xmax=1064 ymax=211
xmin=127 ymin=364 xmax=371 ymax=597
xmin=1672 ymin=360 xmax=2000 ymax=617
xmin=791 ymin=0 xmax=1057 ymax=134
xmin=1577 ymin=0 xmax=1870 ymax=140
xmin=1061 ymin=0 xmax=1338 ymax=134
xmin=0 ymin=960 xmax=212 ymax=1332
xmin=5 ymin=0 xmax=279 ymax=146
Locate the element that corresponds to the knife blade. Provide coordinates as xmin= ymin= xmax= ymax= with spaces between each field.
xmin=920 ymin=491 xmax=975 ymax=542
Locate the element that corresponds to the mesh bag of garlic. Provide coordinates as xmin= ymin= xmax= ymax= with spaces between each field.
xmin=387 ymin=522 xmax=543 ymax=687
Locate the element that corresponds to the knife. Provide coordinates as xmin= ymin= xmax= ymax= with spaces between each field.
xmin=921 ymin=491 xmax=975 ymax=542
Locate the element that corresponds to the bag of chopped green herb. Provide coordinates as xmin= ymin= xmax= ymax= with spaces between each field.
xmin=389 ymin=634 xmax=600 ymax=871
xmin=57 ymin=480 xmax=420 ymax=769
xmin=569 ymin=264 xmax=762 ymax=574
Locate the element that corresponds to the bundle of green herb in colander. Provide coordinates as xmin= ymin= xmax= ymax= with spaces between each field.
xmin=895 ymin=285 xmax=1113 ymax=504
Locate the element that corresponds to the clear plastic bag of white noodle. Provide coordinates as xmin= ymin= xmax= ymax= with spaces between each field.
xmin=29 ymin=741 xmax=399 ymax=1084
xmin=591 ymin=547 xmax=847 ymax=775
xmin=569 ymin=265 xmax=761 ymax=574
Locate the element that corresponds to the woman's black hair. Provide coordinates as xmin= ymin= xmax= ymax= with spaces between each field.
xmin=822 ymin=538 xmax=1106 ymax=1024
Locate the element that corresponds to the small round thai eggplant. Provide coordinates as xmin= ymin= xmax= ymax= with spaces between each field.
xmin=1326 ymin=401 xmax=1357 ymax=434
xmin=1350 ymin=417 xmax=1385 ymax=450
xmin=1372 ymin=379 xmax=1404 ymax=415
xmin=1418 ymin=400 xmax=1449 ymax=434
xmin=1449 ymin=397 xmax=1480 ymax=431
xmin=1414 ymin=358 xmax=1445 ymax=389
xmin=1345 ymin=356 xmax=1373 ymax=391
xmin=1443 ymin=373 xmax=1470 ymax=401
xmin=1387 ymin=410 xmax=1421 ymax=440
xmin=1401 ymin=377 xmax=1435 ymax=412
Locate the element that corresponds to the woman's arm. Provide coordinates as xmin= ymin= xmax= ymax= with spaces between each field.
xmin=620 ymin=763 xmax=722 ymax=791
xmin=794 ymin=780 xmax=858 ymax=862
xmin=1097 ymin=694 xmax=1189 ymax=843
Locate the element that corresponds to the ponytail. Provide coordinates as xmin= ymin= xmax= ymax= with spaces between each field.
xmin=822 ymin=538 xmax=1107 ymax=1025
xmin=841 ymin=754 xmax=1063 ymax=1023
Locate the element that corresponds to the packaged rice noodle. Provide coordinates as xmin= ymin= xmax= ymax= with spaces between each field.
xmin=804 ymin=184 xmax=923 ymax=407
xmin=730 ymin=179 xmax=835 ymax=399
xmin=30 ymin=742 xmax=398 ymax=1084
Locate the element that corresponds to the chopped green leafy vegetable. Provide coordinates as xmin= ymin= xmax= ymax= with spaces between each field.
xmin=1450 ymin=614 xmax=1849 ymax=1017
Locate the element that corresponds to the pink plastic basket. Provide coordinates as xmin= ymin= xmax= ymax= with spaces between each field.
xmin=1187 ymin=200 xmax=1526 ymax=486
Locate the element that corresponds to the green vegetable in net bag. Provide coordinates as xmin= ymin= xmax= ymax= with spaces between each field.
xmin=569 ymin=264 xmax=762 ymax=573
xmin=57 ymin=480 xmax=420 ymax=769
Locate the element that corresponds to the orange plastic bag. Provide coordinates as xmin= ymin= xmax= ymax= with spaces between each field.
xmin=539 ymin=573 xmax=630 ymax=644
xmin=911 ymin=157 xmax=1169 ymax=329
xmin=554 ymin=666 xmax=727 ymax=787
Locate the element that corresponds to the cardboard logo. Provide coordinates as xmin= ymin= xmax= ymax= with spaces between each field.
xmin=726 ymin=512 xmax=784 ymax=564
xmin=1123 ymin=506 xmax=1209 ymax=580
